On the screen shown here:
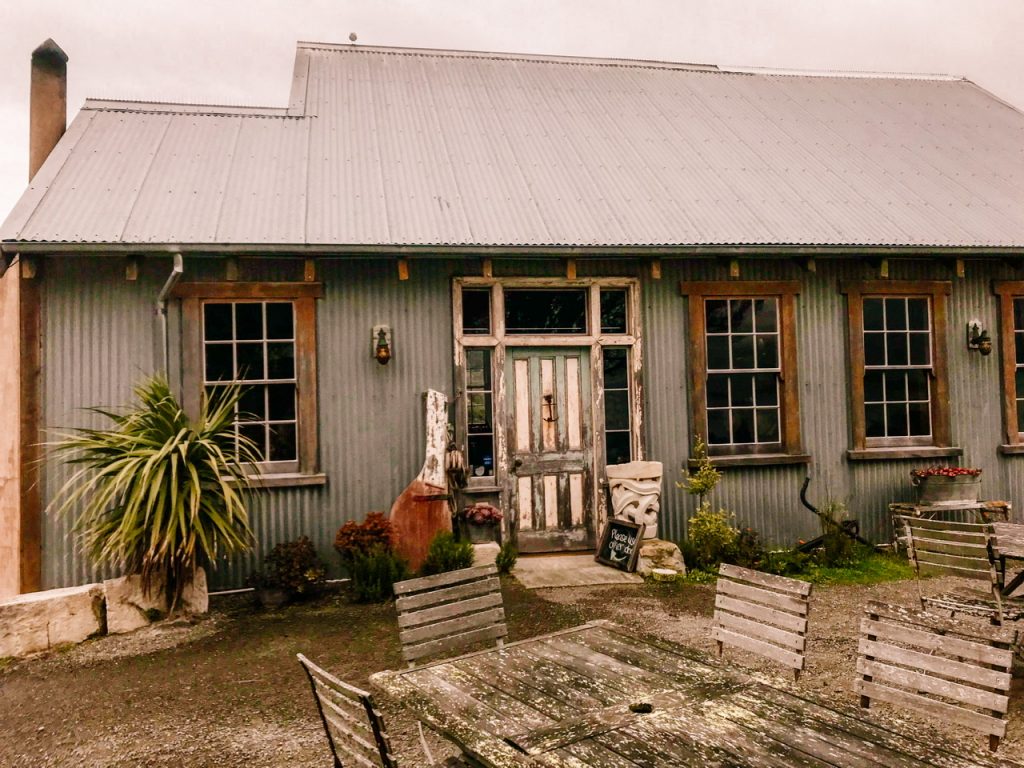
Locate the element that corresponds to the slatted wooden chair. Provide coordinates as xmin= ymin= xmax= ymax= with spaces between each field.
xmin=394 ymin=563 xmax=508 ymax=667
xmin=712 ymin=563 xmax=812 ymax=681
xmin=899 ymin=515 xmax=1024 ymax=624
xmin=855 ymin=601 xmax=1017 ymax=752
xmin=297 ymin=653 xmax=469 ymax=767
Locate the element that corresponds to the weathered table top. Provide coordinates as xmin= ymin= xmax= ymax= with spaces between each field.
xmin=995 ymin=522 xmax=1024 ymax=560
xmin=370 ymin=620 xmax=1019 ymax=768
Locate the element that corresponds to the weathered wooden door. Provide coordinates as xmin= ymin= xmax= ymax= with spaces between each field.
xmin=507 ymin=347 xmax=594 ymax=552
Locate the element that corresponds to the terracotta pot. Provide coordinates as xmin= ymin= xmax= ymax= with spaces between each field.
xmin=254 ymin=586 xmax=289 ymax=609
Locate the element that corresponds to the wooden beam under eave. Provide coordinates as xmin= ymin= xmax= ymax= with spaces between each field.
xmin=650 ymin=259 xmax=662 ymax=280
xmin=565 ymin=258 xmax=577 ymax=280
xmin=397 ymin=258 xmax=410 ymax=281
xmin=125 ymin=256 xmax=139 ymax=281
xmin=794 ymin=257 xmax=816 ymax=273
xmin=865 ymin=257 xmax=889 ymax=279
xmin=482 ymin=258 xmax=493 ymax=278
xmin=225 ymin=256 xmax=239 ymax=281
xmin=304 ymin=258 xmax=317 ymax=282
xmin=953 ymin=258 xmax=965 ymax=279
xmin=20 ymin=257 xmax=37 ymax=280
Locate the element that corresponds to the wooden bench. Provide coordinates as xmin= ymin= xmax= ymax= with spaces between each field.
xmin=394 ymin=564 xmax=508 ymax=667
xmin=899 ymin=516 xmax=1024 ymax=624
xmin=855 ymin=601 xmax=1017 ymax=752
xmin=712 ymin=563 xmax=812 ymax=681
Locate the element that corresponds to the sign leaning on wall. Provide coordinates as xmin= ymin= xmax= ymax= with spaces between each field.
xmin=595 ymin=519 xmax=645 ymax=572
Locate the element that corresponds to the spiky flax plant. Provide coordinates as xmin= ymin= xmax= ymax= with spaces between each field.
xmin=50 ymin=376 xmax=259 ymax=612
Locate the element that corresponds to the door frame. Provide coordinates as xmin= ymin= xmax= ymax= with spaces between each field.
xmin=452 ymin=276 xmax=644 ymax=548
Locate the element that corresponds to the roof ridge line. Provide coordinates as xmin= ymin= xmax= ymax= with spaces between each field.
xmin=294 ymin=41 xmax=720 ymax=72
xmin=83 ymin=98 xmax=291 ymax=116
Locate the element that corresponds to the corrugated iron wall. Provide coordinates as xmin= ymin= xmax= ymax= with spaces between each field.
xmin=41 ymin=254 xmax=1024 ymax=589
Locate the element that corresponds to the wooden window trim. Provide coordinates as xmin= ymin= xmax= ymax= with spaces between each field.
xmin=994 ymin=281 xmax=1024 ymax=448
xmin=680 ymin=280 xmax=803 ymax=459
xmin=841 ymin=280 xmax=952 ymax=453
xmin=180 ymin=282 xmax=320 ymax=480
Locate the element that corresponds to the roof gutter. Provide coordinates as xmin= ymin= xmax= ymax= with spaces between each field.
xmin=4 ymin=242 xmax=1024 ymax=258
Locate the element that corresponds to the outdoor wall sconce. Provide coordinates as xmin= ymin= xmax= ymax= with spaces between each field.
xmin=966 ymin=319 xmax=993 ymax=356
xmin=373 ymin=325 xmax=392 ymax=365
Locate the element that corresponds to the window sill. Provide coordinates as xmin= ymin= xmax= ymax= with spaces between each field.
xmin=846 ymin=447 xmax=962 ymax=462
xmin=706 ymin=453 xmax=811 ymax=468
xmin=999 ymin=445 xmax=1024 ymax=456
xmin=246 ymin=473 xmax=328 ymax=489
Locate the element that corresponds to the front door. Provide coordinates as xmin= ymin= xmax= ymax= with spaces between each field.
xmin=507 ymin=347 xmax=594 ymax=552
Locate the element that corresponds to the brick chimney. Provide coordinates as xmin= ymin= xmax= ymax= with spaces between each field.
xmin=29 ymin=38 xmax=68 ymax=180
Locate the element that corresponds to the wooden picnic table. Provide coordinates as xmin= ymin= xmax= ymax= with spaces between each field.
xmin=370 ymin=619 xmax=1020 ymax=767
xmin=994 ymin=522 xmax=1024 ymax=596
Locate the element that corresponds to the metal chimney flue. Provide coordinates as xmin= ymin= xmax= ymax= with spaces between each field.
xmin=29 ymin=38 xmax=68 ymax=181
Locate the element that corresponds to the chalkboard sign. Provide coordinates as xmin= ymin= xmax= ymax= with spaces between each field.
xmin=595 ymin=519 xmax=645 ymax=572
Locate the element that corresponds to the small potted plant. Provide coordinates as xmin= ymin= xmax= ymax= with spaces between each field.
xmin=458 ymin=502 xmax=503 ymax=544
xmin=910 ymin=466 xmax=982 ymax=504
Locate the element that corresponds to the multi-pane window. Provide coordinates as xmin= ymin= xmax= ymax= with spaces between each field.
xmin=994 ymin=283 xmax=1024 ymax=449
xmin=465 ymin=349 xmax=495 ymax=477
xmin=603 ymin=348 xmax=632 ymax=464
xmin=862 ymin=297 xmax=932 ymax=439
xmin=177 ymin=281 xmax=321 ymax=480
xmin=704 ymin=298 xmax=781 ymax=448
xmin=842 ymin=280 xmax=950 ymax=454
xmin=203 ymin=301 xmax=298 ymax=464
xmin=681 ymin=281 xmax=803 ymax=460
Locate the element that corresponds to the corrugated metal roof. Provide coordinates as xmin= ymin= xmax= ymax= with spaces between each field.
xmin=4 ymin=43 xmax=1024 ymax=249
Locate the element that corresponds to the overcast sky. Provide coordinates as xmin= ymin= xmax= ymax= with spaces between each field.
xmin=1 ymin=0 xmax=1021 ymax=222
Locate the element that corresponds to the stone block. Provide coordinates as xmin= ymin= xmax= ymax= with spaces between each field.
xmin=0 ymin=583 xmax=104 ymax=658
xmin=472 ymin=542 xmax=501 ymax=567
xmin=104 ymin=567 xmax=208 ymax=634
xmin=636 ymin=539 xmax=686 ymax=578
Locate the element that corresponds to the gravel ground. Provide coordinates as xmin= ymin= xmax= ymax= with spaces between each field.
xmin=1 ymin=575 xmax=1022 ymax=766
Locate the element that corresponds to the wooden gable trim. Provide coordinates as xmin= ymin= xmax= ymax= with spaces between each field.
xmin=171 ymin=282 xmax=323 ymax=299
xmin=842 ymin=280 xmax=952 ymax=452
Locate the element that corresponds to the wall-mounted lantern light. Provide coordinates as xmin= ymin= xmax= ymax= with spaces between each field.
xmin=966 ymin=319 xmax=993 ymax=356
xmin=373 ymin=325 xmax=392 ymax=365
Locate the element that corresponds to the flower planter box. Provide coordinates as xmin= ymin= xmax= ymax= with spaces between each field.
xmin=911 ymin=473 xmax=981 ymax=504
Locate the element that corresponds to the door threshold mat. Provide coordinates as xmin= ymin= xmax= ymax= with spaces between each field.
xmin=513 ymin=553 xmax=643 ymax=589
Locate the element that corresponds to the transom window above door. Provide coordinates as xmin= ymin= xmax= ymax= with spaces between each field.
xmin=457 ymin=281 xmax=636 ymax=341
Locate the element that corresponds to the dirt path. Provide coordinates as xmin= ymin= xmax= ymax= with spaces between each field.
xmin=0 ymin=576 xmax=1021 ymax=766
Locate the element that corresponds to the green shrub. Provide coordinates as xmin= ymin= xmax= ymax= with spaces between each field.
xmin=817 ymin=500 xmax=857 ymax=567
xmin=686 ymin=503 xmax=738 ymax=570
xmin=764 ymin=548 xmax=813 ymax=576
xmin=729 ymin=527 xmax=766 ymax=569
xmin=421 ymin=531 xmax=474 ymax=576
xmin=334 ymin=512 xmax=397 ymax=559
xmin=677 ymin=437 xmax=721 ymax=504
xmin=250 ymin=536 xmax=327 ymax=598
xmin=348 ymin=545 xmax=410 ymax=603
xmin=495 ymin=542 xmax=518 ymax=574
xmin=49 ymin=376 xmax=257 ymax=613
